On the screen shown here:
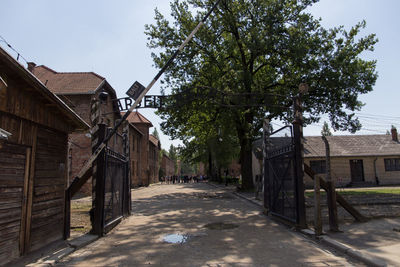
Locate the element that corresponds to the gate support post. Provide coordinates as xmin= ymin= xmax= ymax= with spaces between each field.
xmin=262 ymin=119 xmax=270 ymax=212
xmin=293 ymin=88 xmax=307 ymax=229
xmin=91 ymin=124 xmax=106 ymax=236
xmin=314 ymin=176 xmax=322 ymax=236
xmin=322 ymin=136 xmax=339 ymax=232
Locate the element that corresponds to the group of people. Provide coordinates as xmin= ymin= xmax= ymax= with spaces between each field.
xmin=160 ymin=175 xmax=208 ymax=184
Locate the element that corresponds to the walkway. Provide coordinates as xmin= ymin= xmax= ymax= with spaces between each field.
xmin=56 ymin=183 xmax=360 ymax=266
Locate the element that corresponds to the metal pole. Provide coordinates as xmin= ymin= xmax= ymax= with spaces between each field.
xmin=293 ymin=90 xmax=307 ymax=229
xmin=73 ymin=0 xmax=222 ymax=182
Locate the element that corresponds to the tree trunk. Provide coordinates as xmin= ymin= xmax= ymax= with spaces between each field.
xmin=239 ymin=137 xmax=254 ymax=190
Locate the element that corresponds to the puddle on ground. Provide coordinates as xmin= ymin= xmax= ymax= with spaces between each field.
xmin=162 ymin=233 xmax=188 ymax=244
xmin=204 ymin=222 xmax=239 ymax=230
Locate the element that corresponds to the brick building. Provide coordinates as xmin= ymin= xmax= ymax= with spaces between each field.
xmin=125 ymin=111 xmax=153 ymax=187
xmin=29 ymin=63 xmax=122 ymax=194
xmin=149 ymin=134 xmax=161 ymax=184
xmin=127 ymin=122 xmax=144 ymax=188
xmin=161 ymin=153 xmax=175 ymax=177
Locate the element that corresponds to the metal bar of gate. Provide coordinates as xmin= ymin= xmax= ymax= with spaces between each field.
xmin=70 ymin=0 xmax=223 ymax=188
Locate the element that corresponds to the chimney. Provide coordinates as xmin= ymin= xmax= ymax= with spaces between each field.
xmin=391 ymin=127 xmax=398 ymax=142
xmin=27 ymin=62 xmax=36 ymax=72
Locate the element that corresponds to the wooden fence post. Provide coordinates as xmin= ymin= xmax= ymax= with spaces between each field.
xmin=314 ymin=176 xmax=322 ymax=236
xmin=322 ymin=136 xmax=339 ymax=232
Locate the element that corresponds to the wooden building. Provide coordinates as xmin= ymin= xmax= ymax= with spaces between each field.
xmin=0 ymin=47 xmax=88 ymax=264
xmin=29 ymin=63 xmax=122 ymax=195
xmin=149 ymin=134 xmax=160 ymax=184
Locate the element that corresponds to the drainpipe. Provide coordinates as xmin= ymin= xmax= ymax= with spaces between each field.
xmin=373 ymin=157 xmax=380 ymax=185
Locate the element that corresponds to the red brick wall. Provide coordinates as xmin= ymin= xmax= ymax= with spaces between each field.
xmin=149 ymin=142 xmax=159 ymax=184
xmin=129 ymin=126 xmax=142 ymax=187
xmin=134 ymin=123 xmax=150 ymax=186
xmin=62 ymin=87 xmax=123 ymax=195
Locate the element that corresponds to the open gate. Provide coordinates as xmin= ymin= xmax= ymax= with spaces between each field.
xmin=91 ymin=124 xmax=131 ymax=236
xmin=263 ymin=119 xmax=306 ymax=227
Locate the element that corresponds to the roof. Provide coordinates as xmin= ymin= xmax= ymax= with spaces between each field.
xmin=31 ymin=65 xmax=105 ymax=94
xmin=149 ymin=134 xmax=160 ymax=147
xmin=0 ymin=47 xmax=89 ymax=132
xmin=128 ymin=123 xmax=144 ymax=136
xmin=124 ymin=111 xmax=153 ymax=126
xmin=304 ymin=135 xmax=400 ymax=158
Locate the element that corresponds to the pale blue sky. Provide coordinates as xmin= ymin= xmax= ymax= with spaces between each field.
xmin=1 ymin=0 xmax=399 ymax=149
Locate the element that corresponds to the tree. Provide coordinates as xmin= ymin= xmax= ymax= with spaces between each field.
xmin=145 ymin=0 xmax=378 ymax=190
xmin=321 ymin=121 xmax=332 ymax=136
xmin=152 ymin=127 xmax=160 ymax=140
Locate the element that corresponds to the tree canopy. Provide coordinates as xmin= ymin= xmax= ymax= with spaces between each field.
xmin=321 ymin=121 xmax=332 ymax=136
xmin=145 ymin=0 xmax=378 ymax=189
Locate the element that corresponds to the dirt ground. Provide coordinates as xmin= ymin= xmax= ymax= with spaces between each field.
xmin=58 ymin=183 xmax=362 ymax=266
xmin=70 ymin=196 xmax=92 ymax=237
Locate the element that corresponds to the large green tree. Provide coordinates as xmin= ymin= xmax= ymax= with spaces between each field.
xmin=145 ymin=0 xmax=378 ymax=189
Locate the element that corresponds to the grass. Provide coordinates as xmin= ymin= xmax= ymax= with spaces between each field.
xmin=305 ymin=187 xmax=400 ymax=197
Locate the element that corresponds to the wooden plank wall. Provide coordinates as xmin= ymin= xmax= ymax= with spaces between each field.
xmin=0 ymin=143 xmax=28 ymax=263
xmin=29 ymin=127 xmax=67 ymax=252
xmin=0 ymin=74 xmax=71 ymax=134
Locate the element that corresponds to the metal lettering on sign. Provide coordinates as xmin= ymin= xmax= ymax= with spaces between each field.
xmin=126 ymin=81 xmax=145 ymax=100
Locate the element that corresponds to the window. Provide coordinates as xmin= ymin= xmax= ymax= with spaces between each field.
xmin=310 ymin=160 xmax=326 ymax=174
xmin=384 ymin=158 xmax=400 ymax=171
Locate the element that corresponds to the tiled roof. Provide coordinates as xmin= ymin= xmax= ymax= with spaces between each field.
xmin=304 ymin=135 xmax=400 ymax=158
xmin=124 ymin=111 xmax=153 ymax=126
xmin=31 ymin=65 xmax=105 ymax=94
xmin=149 ymin=134 xmax=159 ymax=146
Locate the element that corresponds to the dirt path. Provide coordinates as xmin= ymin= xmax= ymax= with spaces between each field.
xmin=58 ymin=183 xmax=362 ymax=266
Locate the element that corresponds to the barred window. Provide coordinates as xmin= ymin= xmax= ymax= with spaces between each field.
xmin=310 ymin=160 xmax=326 ymax=174
xmin=384 ymin=158 xmax=400 ymax=171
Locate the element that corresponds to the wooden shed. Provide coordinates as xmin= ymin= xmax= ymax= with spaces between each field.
xmin=0 ymin=47 xmax=89 ymax=264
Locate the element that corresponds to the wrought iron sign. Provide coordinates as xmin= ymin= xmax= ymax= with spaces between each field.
xmin=114 ymin=95 xmax=166 ymax=111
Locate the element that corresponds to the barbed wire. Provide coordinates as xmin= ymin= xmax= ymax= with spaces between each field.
xmin=0 ymin=35 xmax=28 ymax=64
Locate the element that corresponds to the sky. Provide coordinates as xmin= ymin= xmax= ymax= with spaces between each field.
xmin=1 ymin=0 xmax=399 ymax=149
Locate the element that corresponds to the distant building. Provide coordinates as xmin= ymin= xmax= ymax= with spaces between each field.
xmin=162 ymin=153 xmax=175 ymax=177
xmin=252 ymin=131 xmax=400 ymax=188
xmin=303 ymin=131 xmax=400 ymax=187
xmin=125 ymin=111 xmax=153 ymax=187
xmin=149 ymin=134 xmax=161 ymax=184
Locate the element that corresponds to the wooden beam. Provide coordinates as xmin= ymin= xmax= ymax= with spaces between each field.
xmin=24 ymin=125 xmax=37 ymax=253
xmin=19 ymin=147 xmax=31 ymax=255
xmin=304 ymin=164 xmax=367 ymax=222
xmin=68 ymin=167 xmax=93 ymax=197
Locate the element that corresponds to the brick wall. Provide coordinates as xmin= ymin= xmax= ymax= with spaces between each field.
xmin=132 ymin=123 xmax=150 ymax=186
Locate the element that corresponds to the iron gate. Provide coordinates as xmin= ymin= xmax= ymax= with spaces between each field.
xmin=264 ymin=125 xmax=306 ymax=226
xmin=103 ymin=147 xmax=129 ymax=231
xmin=92 ymin=124 xmax=131 ymax=235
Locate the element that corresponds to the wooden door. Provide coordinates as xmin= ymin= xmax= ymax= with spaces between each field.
xmin=350 ymin=159 xmax=364 ymax=183
xmin=0 ymin=142 xmax=30 ymax=263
